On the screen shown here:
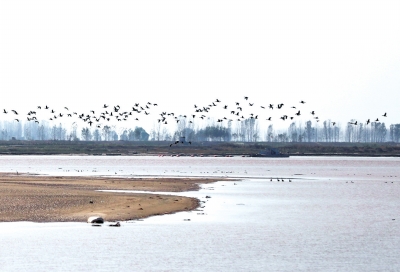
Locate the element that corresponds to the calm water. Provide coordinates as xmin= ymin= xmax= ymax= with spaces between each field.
xmin=0 ymin=156 xmax=399 ymax=271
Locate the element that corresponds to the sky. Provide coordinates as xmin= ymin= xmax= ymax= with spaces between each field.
xmin=0 ymin=1 xmax=399 ymax=134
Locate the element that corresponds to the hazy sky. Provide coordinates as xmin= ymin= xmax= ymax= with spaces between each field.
xmin=0 ymin=1 xmax=399 ymax=132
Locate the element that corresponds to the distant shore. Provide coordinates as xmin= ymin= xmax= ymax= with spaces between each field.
xmin=0 ymin=140 xmax=399 ymax=157
xmin=0 ymin=173 xmax=222 ymax=223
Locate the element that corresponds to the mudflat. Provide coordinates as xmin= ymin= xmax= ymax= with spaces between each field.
xmin=0 ymin=173 xmax=221 ymax=223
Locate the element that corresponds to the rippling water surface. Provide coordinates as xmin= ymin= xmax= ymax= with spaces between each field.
xmin=0 ymin=156 xmax=399 ymax=271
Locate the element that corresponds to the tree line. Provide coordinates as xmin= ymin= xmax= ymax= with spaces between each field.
xmin=1 ymin=118 xmax=400 ymax=143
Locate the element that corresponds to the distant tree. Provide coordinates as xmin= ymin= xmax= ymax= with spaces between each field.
xmin=305 ymin=121 xmax=313 ymax=142
xmin=51 ymin=125 xmax=57 ymax=140
xmin=267 ymin=124 xmax=274 ymax=142
xmin=161 ymin=127 xmax=171 ymax=141
xmin=112 ymin=131 xmax=119 ymax=141
xmin=345 ymin=121 xmax=354 ymax=142
xmin=288 ymin=122 xmax=297 ymax=142
xmin=120 ymin=130 xmax=129 ymax=141
xmin=93 ymin=129 xmax=101 ymax=141
xmin=81 ymin=127 xmax=92 ymax=141
xmin=134 ymin=127 xmax=141 ymax=140
xmin=130 ymin=127 xmax=149 ymax=141
xmin=102 ymin=126 xmax=111 ymax=141
xmin=390 ymin=124 xmax=400 ymax=142
xmin=38 ymin=125 xmax=46 ymax=140
xmin=70 ymin=123 xmax=78 ymax=141
xmin=1 ymin=129 xmax=7 ymax=141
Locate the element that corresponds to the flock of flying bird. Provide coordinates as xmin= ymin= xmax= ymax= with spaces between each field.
xmin=1 ymin=97 xmax=388 ymax=132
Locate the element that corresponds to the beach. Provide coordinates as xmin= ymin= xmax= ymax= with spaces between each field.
xmin=0 ymin=173 xmax=220 ymax=222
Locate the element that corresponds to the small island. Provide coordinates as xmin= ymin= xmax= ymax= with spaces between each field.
xmin=0 ymin=173 xmax=222 ymax=223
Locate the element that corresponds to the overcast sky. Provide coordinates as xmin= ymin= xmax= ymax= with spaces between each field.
xmin=0 ymin=1 xmax=399 ymax=132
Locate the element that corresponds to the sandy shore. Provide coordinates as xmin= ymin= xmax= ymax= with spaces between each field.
xmin=0 ymin=173 xmax=223 ymax=223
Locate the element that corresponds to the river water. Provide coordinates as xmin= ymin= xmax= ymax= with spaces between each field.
xmin=0 ymin=156 xmax=399 ymax=271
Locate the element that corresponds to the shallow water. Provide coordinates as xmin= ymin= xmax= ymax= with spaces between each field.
xmin=1 ymin=155 xmax=399 ymax=181
xmin=0 ymin=156 xmax=399 ymax=271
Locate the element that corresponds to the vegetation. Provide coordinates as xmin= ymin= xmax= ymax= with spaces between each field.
xmin=1 ymin=118 xmax=400 ymax=144
xmin=0 ymin=140 xmax=399 ymax=157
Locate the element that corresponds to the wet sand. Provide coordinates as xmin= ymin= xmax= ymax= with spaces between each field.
xmin=0 ymin=173 xmax=222 ymax=222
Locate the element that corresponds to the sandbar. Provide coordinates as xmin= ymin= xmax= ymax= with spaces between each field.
xmin=0 ymin=173 xmax=222 ymax=223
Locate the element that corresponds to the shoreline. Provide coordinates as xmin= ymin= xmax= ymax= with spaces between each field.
xmin=0 ymin=141 xmax=399 ymax=157
xmin=1 ymin=153 xmax=400 ymax=157
xmin=0 ymin=173 xmax=225 ymax=223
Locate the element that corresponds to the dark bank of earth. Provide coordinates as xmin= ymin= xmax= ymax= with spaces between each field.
xmin=0 ymin=140 xmax=400 ymax=157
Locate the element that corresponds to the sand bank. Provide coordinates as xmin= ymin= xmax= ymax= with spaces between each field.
xmin=0 ymin=173 xmax=222 ymax=223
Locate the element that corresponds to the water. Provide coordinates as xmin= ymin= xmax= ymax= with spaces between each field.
xmin=1 ymin=155 xmax=399 ymax=180
xmin=0 ymin=156 xmax=399 ymax=271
